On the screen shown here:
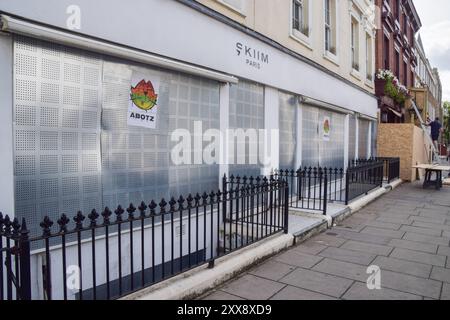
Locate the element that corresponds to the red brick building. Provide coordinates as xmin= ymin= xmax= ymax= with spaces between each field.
xmin=375 ymin=0 xmax=422 ymax=123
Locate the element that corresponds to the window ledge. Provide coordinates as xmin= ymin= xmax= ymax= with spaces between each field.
xmin=323 ymin=51 xmax=340 ymax=66
xmin=289 ymin=33 xmax=313 ymax=51
xmin=365 ymin=78 xmax=375 ymax=88
xmin=216 ymin=0 xmax=246 ymax=18
xmin=350 ymin=69 xmax=361 ymax=80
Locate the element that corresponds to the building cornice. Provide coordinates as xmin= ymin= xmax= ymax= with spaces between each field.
xmin=403 ymin=0 xmax=422 ymax=32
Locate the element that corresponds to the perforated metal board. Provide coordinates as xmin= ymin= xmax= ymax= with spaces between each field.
xmin=13 ymin=35 xmax=103 ymax=236
xmin=228 ymin=80 xmax=264 ymax=177
xmin=279 ymin=92 xmax=297 ymax=169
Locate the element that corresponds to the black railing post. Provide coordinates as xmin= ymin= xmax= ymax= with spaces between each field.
xmin=323 ymin=173 xmax=328 ymax=216
xmin=379 ymin=162 xmax=383 ymax=187
xmin=222 ymin=174 xmax=227 ymax=223
xmin=345 ymin=168 xmax=350 ymax=205
xmin=18 ymin=218 xmax=31 ymax=300
xmin=0 ymin=213 xmax=4 ymax=301
xmin=284 ymin=182 xmax=289 ymax=234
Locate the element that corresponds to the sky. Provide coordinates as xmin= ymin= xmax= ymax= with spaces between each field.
xmin=413 ymin=0 xmax=450 ymax=102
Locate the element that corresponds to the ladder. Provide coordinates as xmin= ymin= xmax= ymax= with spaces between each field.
xmin=410 ymin=99 xmax=443 ymax=165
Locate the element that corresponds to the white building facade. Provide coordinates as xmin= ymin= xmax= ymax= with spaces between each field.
xmin=0 ymin=0 xmax=378 ymax=231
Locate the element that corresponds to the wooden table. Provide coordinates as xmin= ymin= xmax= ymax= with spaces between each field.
xmin=412 ymin=164 xmax=450 ymax=190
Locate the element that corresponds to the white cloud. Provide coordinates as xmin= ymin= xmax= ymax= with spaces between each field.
xmin=413 ymin=0 xmax=450 ymax=102
xmin=440 ymin=70 xmax=450 ymax=102
xmin=419 ymin=21 xmax=450 ymax=59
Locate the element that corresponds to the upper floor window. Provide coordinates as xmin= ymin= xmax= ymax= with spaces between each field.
xmin=384 ymin=35 xmax=390 ymax=70
xmin=351 ymin=16 xmax=360 ymax=71
xmin=366 ymin=33 xmax=373 ymax=81
xmin=395 ymin=50 xmax=400 ymax=79
xmin=324 ymin=0 xmax=337 ymax=55
xmin=403 ymin=60 xmax=408 ymax=85
xmin=292 ymin=0 xmax=310 ymax=37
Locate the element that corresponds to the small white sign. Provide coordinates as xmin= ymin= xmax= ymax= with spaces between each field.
xmin=127 ymin=72 xmax=160 ymax=129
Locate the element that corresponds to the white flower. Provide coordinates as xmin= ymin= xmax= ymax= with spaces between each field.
xmin=376 ymin=69 xmax=395 ymax=80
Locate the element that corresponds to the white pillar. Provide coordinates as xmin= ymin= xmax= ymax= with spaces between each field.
xmin=0 ymin=34 xmax=14 ymax=217
xmin=219 ymin=83 xmax=229 ymax=188
xmin=296 ymin=102 xmax=303 ymax=169
xmin=368 ymin=121 xmax=373 ymax=159
xmin=355 ymin=116 xmax=360 ymax=161
xmin=262 ymin=86 xmax=279 ymax=176
xmin=344 ymin=114 xmax=350 ymax=170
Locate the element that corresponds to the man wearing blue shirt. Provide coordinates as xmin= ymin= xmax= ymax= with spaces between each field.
xmin=427 ymin=118 xmax=443 ymax=162
xmin=428 ymin=117 xmax=442 ymax=144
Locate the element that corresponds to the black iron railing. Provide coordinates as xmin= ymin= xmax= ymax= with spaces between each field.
xmin=345 ymin=160 xmax=384 ymax=205
xmin=273 ymin=168 xmax=328 ymax=215
xmin=376 ymin=157 xmax=401 ymax=183
xmin=351 ymin=158 xmax=400 ymax=184
xmin=1 ymin=178 xmax=288 ymax=300
xmin=0 ymin=158 xmax=400 ymax=300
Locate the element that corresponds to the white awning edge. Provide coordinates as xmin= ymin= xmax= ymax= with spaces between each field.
xmin=301 ymin=96 xmax=355 ymax=115
xmin=0 ymin=14 xmax=239 ymax=84
xmin=358 ymin=113 xmax=378 ymax=121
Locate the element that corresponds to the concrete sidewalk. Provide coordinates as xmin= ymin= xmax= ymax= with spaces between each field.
xmin=201 ymin=182 xmax=450 ymax=300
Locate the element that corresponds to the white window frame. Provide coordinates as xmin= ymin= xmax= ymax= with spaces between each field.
xmin=365 ymin=31 xmax=375 ymax=86
xmin=323 ymin=0 xmax=339 ymax=65
xmin=290 ymin=0 xmax=313 ymax=48
xmin=350 ymin=14 xmax=360 ymax=74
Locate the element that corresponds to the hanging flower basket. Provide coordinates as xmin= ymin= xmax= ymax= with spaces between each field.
xmin=376 ymin=69 xmax=411 ymax=106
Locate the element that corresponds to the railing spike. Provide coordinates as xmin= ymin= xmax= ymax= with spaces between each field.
xmin=115 ymin=206 xmax=124 ymax=222
xmin=209 ymin=191 xmax=216 ymax=203
xmin=178 ymin=195 xmax=185 ymax=210
xmin=186 ymin=194 xmax=194 ymax=208
xmin=138 ymin=201 xmax=147 ymax=218
xmin=88 ymin=209 xmax=99 ymax=226
xmin=20 ymin=217 xmax=29 ymax=235
xmin=169 ymin=197 xmax=177 ymax=212
xmin=12 ymin=218 xmax=21 ymax=238
xmin=3 ymin=215 xmax=12 ymax=235
xmin=74 ymin=211 xmax=85 ymax=229
xmin=159 ymin=198 xmax=168 ymax=214
xmin=40 ymin=216 xmax=54 ymax=236
xmin=149 ymin=200 xmax=158 ymax=215
xmin=127 ymin=203 xmax=137 ymax=219
xmin=101 ymin=207 xmax=112 ymax=225
xmin=57 ymin=214 xmax=70 ymax=233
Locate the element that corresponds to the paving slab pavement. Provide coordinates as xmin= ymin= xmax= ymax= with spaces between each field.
xmin=200 ymin=182 xmax=450 ymax=300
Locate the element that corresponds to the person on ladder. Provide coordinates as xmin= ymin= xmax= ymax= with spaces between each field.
xmin=426 ymin=117 xmax=443 ymax=163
